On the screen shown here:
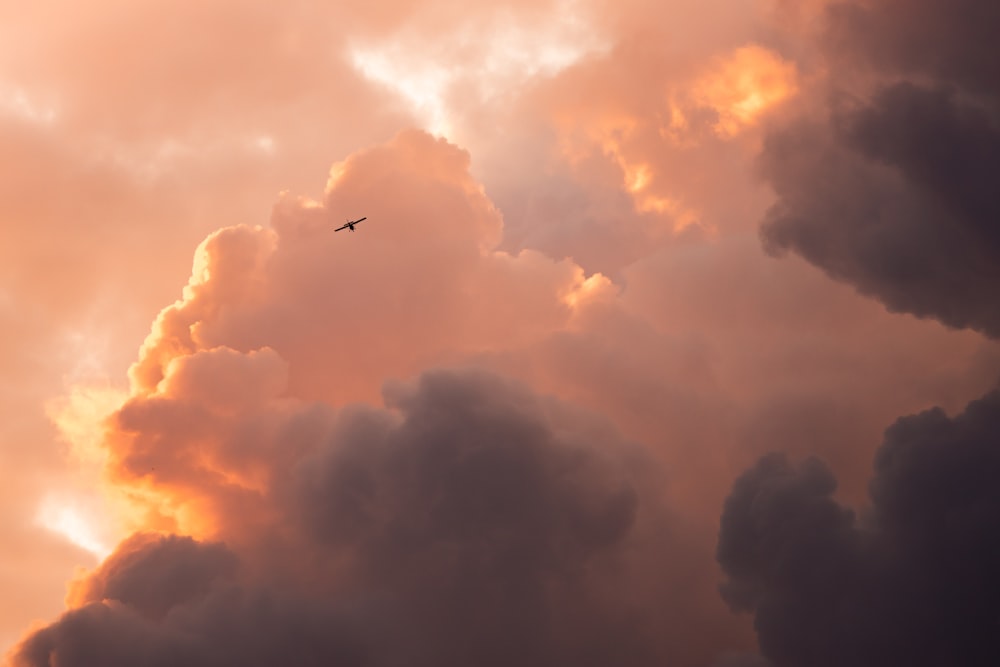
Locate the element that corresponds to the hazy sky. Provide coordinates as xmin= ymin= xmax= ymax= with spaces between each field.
xmin=2 ymin=1 xmax=998 ymax=665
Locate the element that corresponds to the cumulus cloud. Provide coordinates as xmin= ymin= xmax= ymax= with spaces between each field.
xmin=484 ymin=34 xmax=800 ymax=277
xmin=7 ymin=128 xmax=757 ymax=666
xmin=759 ymin=0 xmax=1000 ymax=336
xmin=11 ymin=367 xmax=696 ymax=667
xmin=67 ymin=533 xmax=239 ymax=620
xmin=7 ymin=1 xmax=1000 ymax=662
xmin=126 ymin=128 xmax=605 ymax=410
xmin=717 ymin=389 xmax=1000 ymax=666
xmin=0 ymin=0 xmax=421 ymax=636
xmin=721 ymin=6 xmax=1000 ymax=662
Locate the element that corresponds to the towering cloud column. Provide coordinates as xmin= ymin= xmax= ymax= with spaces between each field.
xmin=718 ymin=3 xmax=1000 ymax=664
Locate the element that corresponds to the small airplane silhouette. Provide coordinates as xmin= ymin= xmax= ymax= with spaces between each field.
xmin=335 ymin=217 xmax=367 ymax=232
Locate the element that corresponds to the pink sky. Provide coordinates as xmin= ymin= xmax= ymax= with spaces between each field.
xmin=2 ymin=1 xmax=998 ymax=665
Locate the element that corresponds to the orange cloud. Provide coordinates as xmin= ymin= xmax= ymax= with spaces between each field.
xmin=536 ymin=43 xmax=797 ymax=253
xmin=4 ymin=2 xmax=999 ymax=665
xmin=86 ymin=130 xmax=614 ymax=543
xmin=686 ymin=44 xmax=799 ymax=137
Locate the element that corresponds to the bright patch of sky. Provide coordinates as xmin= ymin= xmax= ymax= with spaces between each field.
xmin=348 ymin=1 xmax=609 ymax=139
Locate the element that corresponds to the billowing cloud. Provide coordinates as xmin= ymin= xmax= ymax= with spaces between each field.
xmin=59 ymin=126 xmax=619 ymax=546
xmin=759 ymin=0 xmax=1000 ymax=336
xmin=717 ymin=388 xmax=1000 ymax=666
xmin=71 ymin=114 xmax=1000 ymax=664
xmin=126 ymin=128 xmax=604 ymax=409
xmin=720 ymin=5 xmax=1000 ymax=662
xmin=67 ymin=533 xmax=239 ymax=619
xmin=485 ymin=35 xmax=801 ymax=278
xmin=14 ymin=122 xmax=987 ymax=666
xmin=5 ymin=0 xmax=999 ymax=663
xmin=12 ymin=366 xmax=720 ymax=667
xmin=6 ymin=128 xmax=753 ymax=666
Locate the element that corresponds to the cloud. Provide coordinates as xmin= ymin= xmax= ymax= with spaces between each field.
xmin=717 ymin=389 xmax=1000 ymax=666
xmin=712 ymin=653 xmax=772 ymax=667
xmin=723 ymin=7 xmax=1000 ymax=662
xmin=67 ymin=533 xmax=238 ymax=620
xmin=10 ymin=367 xmax=695 ymax=667
xmin=0 ymin=2 xmax=420 ymax=635
xmin=6 ymin=2 xmax=999 ymax=662
xmin=7 ymin=128 xmax=758 ymax=666
xmin=126 ymin=128 xmax=602 ymax=411
xmin=758 ymin=0 xmax=1000 ymax=336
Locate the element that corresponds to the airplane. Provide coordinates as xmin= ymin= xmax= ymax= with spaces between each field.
xmin=335 ymin=217 xmax=367 ymax=232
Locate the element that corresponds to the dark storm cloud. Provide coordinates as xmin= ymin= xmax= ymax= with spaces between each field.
xmin=711 ymin=653 xmax=772 ymax=667
xmin=289 ymin=371 xmax=654 ymax=667
xmin=739 ymin=6 xmax=1000 ymax=659
xmin=824 ymin=0 xmax=1000 ymax=93
xmin=717 ymin=390 xmax=1000 ymax=667
xmin=759 ymin=0 xmax=1000 ymax=336
xmin=16 ymin=567 xmax=375 ymax=667
xmin=11 ymin=535 xmax=368 ymax=667
xmin=294 ymin=370 xmax=638 ymax=554
xmin=72 ymin=533 xmax=238 ymax=621
xmin=10 ymin=369 xmax=705 ymax=667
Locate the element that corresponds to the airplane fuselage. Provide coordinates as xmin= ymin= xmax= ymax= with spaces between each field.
xmin=335 ymin=216 xmax=366 ymax=232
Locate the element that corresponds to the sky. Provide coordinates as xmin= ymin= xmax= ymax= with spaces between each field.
xmin=1 ymin=1 xmax=998 ymax=665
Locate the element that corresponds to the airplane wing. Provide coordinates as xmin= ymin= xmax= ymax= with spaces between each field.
xmin=334 ymin=217 xmax=366 ymax=232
